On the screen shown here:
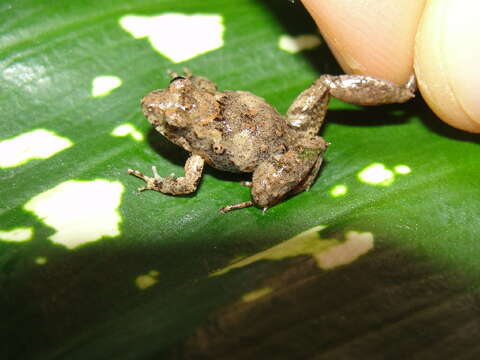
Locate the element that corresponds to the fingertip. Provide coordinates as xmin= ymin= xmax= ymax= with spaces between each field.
xmin=301 ymin=0 xmax=425 ymax=86
xmin=414 ymin=0 xmax=480 ymax=133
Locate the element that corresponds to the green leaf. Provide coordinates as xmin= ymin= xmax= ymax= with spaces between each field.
xmin=2 ymin=0 xmax=480 ymax=359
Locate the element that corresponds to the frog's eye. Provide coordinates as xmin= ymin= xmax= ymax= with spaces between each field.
xmin=147 ymin=105 xmax=154 ymax=113
xmin=170 ymin=76 xmax=186 ymax=84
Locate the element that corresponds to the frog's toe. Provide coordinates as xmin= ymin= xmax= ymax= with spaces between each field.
xmin=128 ymin=168 xmax=160 ymax=191
xmin=219 ymin=200 xmax=254 ymax=213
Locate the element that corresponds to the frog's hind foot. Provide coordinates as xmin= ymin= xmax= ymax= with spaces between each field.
xmin=219 ymin=201 xmax=254 ymax=213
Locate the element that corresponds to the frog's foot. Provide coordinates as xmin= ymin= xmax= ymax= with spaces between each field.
xmin=219 ymin=201 xmax=254 ymax=213
xmin=128 ymin=155 xmax=205 ymax=195
xmin=127 ymin=166 xmax=163 ymax=192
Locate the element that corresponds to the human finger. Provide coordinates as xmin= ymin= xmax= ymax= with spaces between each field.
xmin=415 ymin=0 xmax=480 ymax=133
xmin=300 ymin=0 xmax=426 ymax=86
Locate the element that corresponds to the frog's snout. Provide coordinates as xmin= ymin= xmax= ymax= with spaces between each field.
xmin=140 ymin=93 xmax=165 ymax=128
xmin=141 ymin=99 xmax=154 ymax=117
xmin=141 ymin=90 xmax=159 ymax=111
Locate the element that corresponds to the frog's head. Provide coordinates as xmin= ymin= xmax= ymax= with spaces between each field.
xmin=141 ymin=77 xmax=220 ymax=139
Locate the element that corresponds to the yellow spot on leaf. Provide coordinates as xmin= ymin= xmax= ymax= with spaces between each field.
xmin=92 ymin=75 xmax=122 ymax=97
xmin=212 ymin=226 xmax=375 ymax=276
xmin=119 ymin=13 xmax=224 ymax=63
xmin=111 ymin=123 xmax=144 ymax=141
xmin=135 ymin=270 xmax=160 ymax=290
xmin=35 ymin=256 xmax=48 ymax=265
xmin=278 ymin=34 xmax=322 ymax=53
xmin=0 ymin=227 xmax=33 ymax=242
xmin=357 ymin=163 xmax=394 ymax=186
xmin=394 ymin=165 xmax=411 ymax=175
xmin=242 ymin=287 xmax=273 ymax=303
xmin=24 ymin=180 xmax=124 ymax=249
xmin=314 ymin=231 xmax=374 ymax=270
xmin=0 ymin=129 xmax=72 ymax=168
xmin=212 ymin=225 xmax=334 ymax=276
xmin=330 ymin=184 xmax=348 ymax=197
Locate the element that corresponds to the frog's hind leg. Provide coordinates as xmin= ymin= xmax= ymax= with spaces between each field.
xmin=320 ymin=74 xmax=416 ymax=106
xmin=289 ymin=152 xmax=324 ymax=196
xmin=250 ymin=149 xmax=323 ymax=209
xmin=219 ymin=201 xmax=254 ymax=213
xmin=219 ymin=144 xmax=326 ymax=213
xmin=286 ymin=74 xmax=416 ymax=133
xmin=218 ymin=181 xmax=255 ymax=213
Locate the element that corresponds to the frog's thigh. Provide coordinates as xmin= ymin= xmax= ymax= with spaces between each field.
xmin=251 ymin=152 xmax=317 ymax=208
xmin=290 ymin=153 xmax=324 ymax=195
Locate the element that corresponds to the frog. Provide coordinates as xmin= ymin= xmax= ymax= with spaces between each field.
xmin=128 ymin=69 xmax=415 ymax=213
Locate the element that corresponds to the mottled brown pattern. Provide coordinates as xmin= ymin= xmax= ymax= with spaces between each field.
xmin=128 ymin=71 xmax=415 ymax=212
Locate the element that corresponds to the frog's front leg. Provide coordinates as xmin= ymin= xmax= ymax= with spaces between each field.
xmin=287 ymin=74 xmax=416 ymax=133
xmin=127 ymin=154 xmax=204 ymax=195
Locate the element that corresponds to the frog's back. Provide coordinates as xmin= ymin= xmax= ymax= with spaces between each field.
xmin=212 ymin=90 xmax=291 ymax=172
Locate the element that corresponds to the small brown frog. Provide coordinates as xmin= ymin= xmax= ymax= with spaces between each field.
xmin=128 ymin=70 xmax=415 ymax=212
